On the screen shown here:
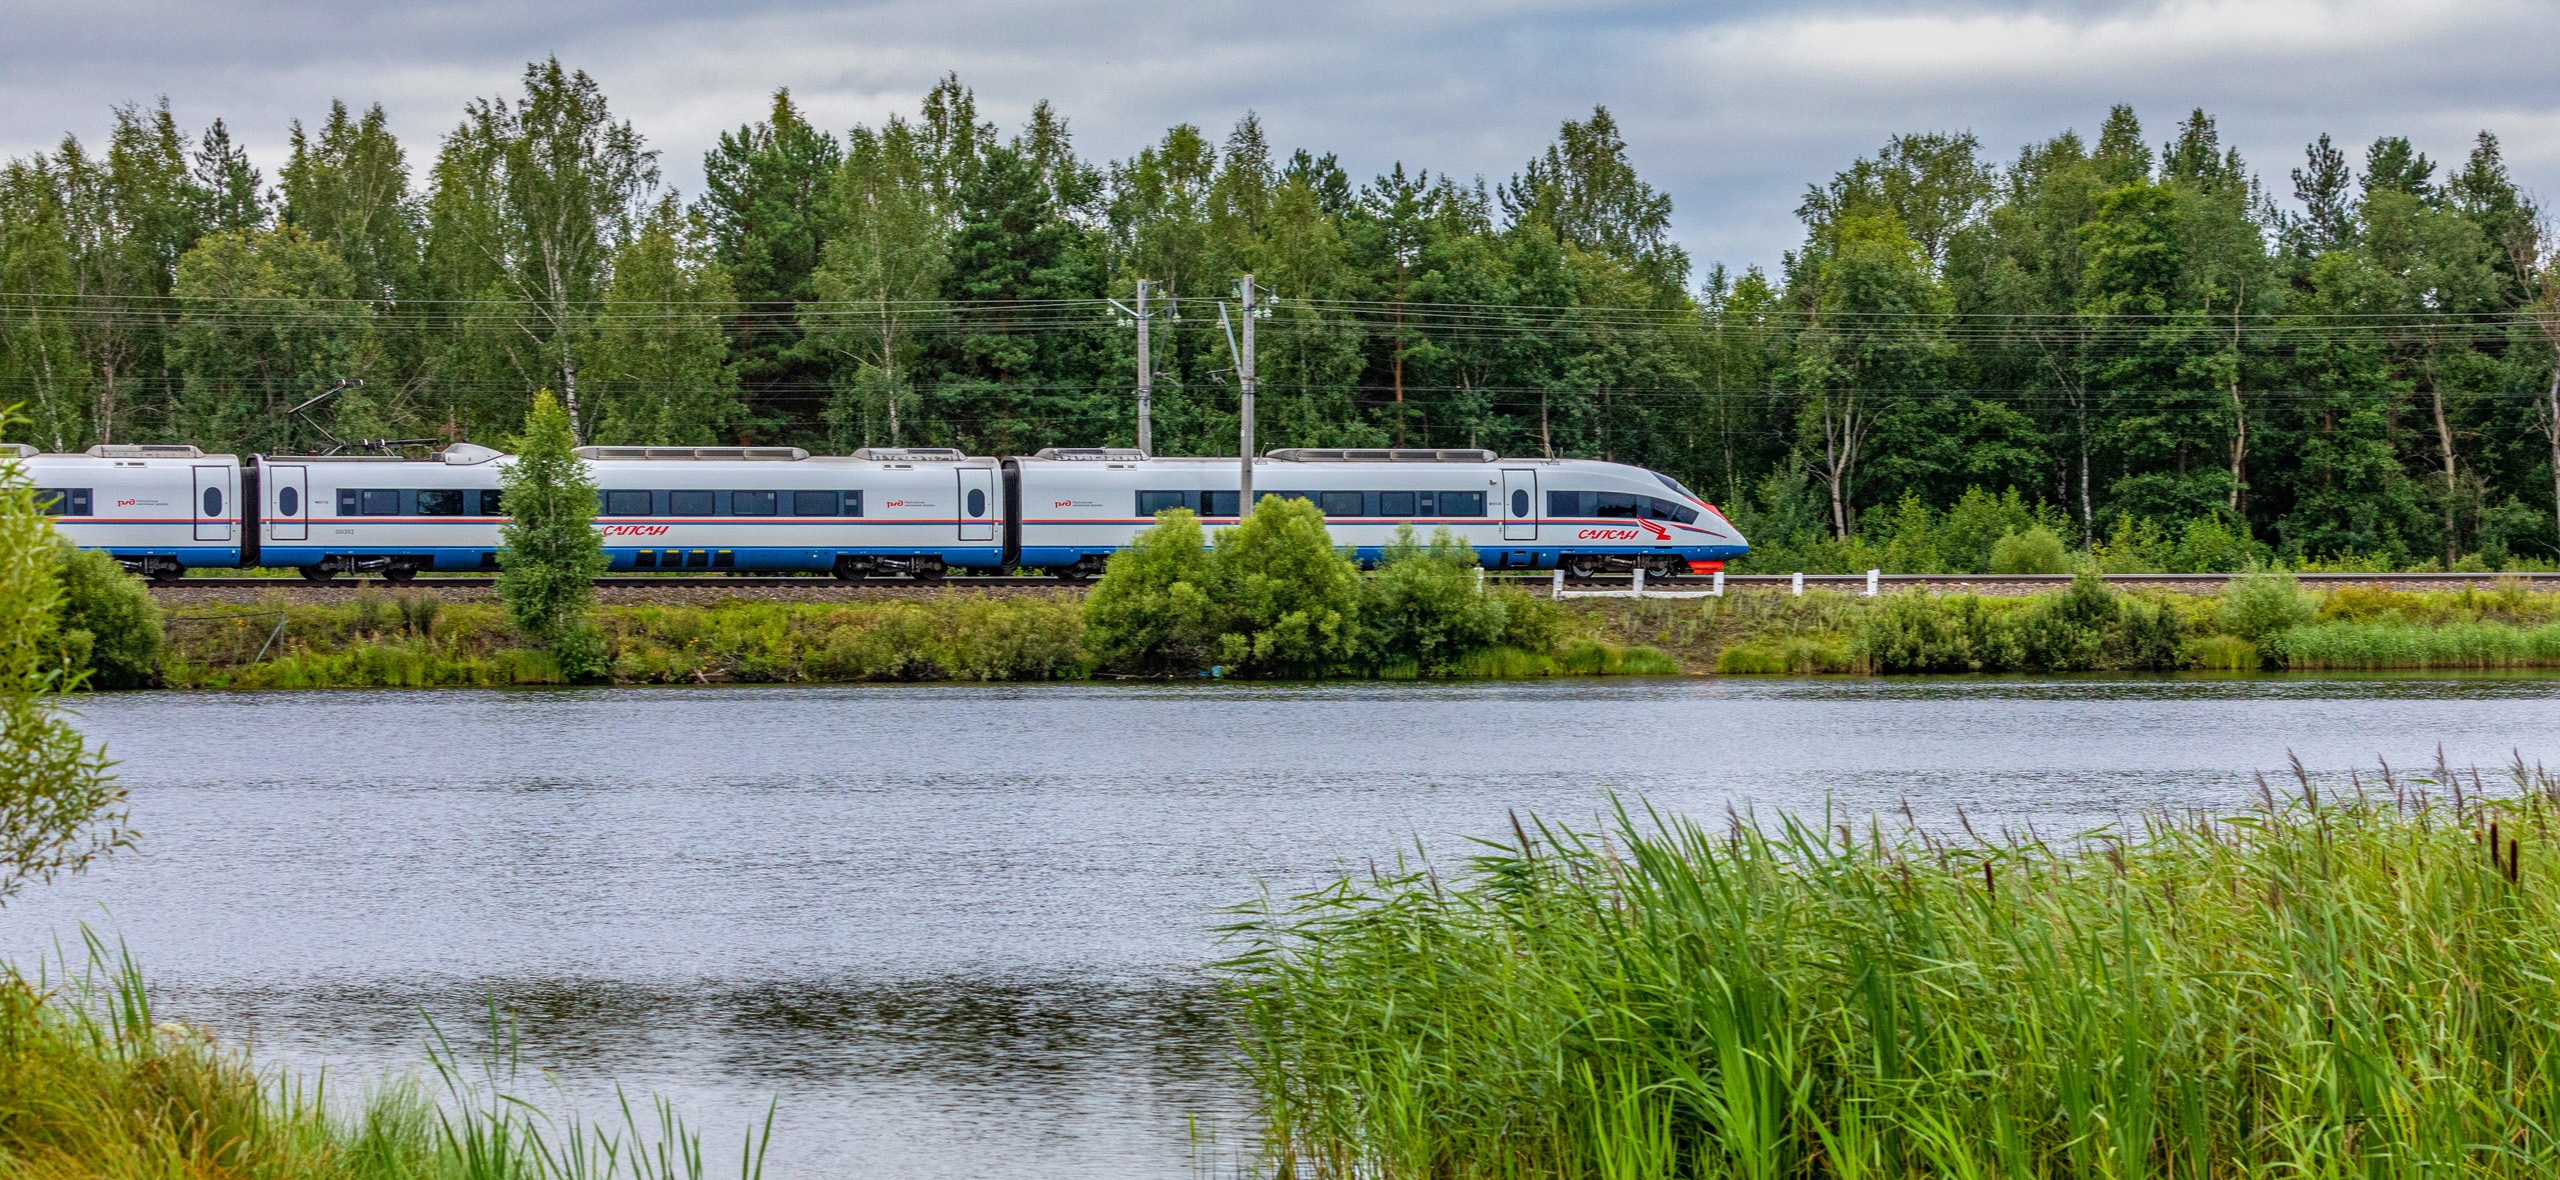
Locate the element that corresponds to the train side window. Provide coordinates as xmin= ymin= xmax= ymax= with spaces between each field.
xmin=1645 ymin=496 xmax=1698 ymax=524
xmin=1319 ymin=491 xmax=1363 ymax=516
xmin=668 ymin=490 xmax=714 ymax=516
xmin=1596 ymin=492 xmax=1642 ymax=518
xmin=966 ymin=488 xmax=986 ymax=518
xmin=606 ymin=490 xmax=654 ymax=516
xmin=478 ymin=490 xmax=504 ymax=516
xmin=1377 ymin=491 xmax=1415 ymax=516
xmin=732 ymin=490 xmax=777 ymax=516
xmin=1440 ymin=491 xmax=1483 ymax=516
xmin=361 ymin=488 xmax=401 ymax=515
xmin=1547 ymin=490 xmax=1583 ymax=518
xmin=1199 ymin=490 xmax=1239 ymax=516
xmin=844 ymin=490 xmax=863 ymax=518
xmin=793 ymin=490 xmax=840 ymax=516
xmin=275 ymin=487 xmax=298 ymax=516
xmin=204 ymin=487 xmax=224 ymax=517
xmin=416 ymin=489 xmax=464 ymax=516
xmin=338 ymin=489 xmax=360 ymax=515
xmin=35 ymin=488 xmax=92 ymax=516
xmin=1136 ymin=490 xmax=1186 ymax=516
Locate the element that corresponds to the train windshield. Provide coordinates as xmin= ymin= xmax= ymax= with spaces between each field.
xmin=1654 ymin=471 xmax=1706 ymax=506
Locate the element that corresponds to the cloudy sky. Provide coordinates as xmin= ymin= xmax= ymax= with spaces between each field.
xmin=5 ymin=0 xmax=2556 ymax=275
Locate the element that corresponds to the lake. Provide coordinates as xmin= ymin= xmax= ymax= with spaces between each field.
xmin=12 ymin=676 xmax=2560 ymax=1177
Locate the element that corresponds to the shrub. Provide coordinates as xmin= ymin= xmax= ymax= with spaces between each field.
xmin=53 ymin=543 xmax=162 ymax=688
xmin=2019 ymin=572 xmax=2115 ymax=670
xmin=2107 ymin=594 xmax=2188 ymax=670
xmin=1084 ymin=508 xmax=1220 ymax=674
xmin=1210 ymin=496 xmax=1363 ymax=677
xmin=1360 ymin=526 xmax=1508 ymax=674
xmin=2218 ymin=569 xmax=2316 ymax=643
xmin=1855 ymin=592 xmax=2022 ymax=673
xmin=1987 ymin=525 xmax=2070 ymax=575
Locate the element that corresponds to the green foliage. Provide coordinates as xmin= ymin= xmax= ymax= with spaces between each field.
xmin=2217 ymin=569 xmax=2317 ymax=642
xmin=11 ymin=82 xmax=2560 ymax=568
xmin=1208 ymin=495 xmax=1363 ymax=678
xmin=1224 ymin=774 xmax=2560 ymax=1179
xmin=1359 ymin=526 xmax=1509 ymax=674
xmin=0 ymin=446 xmax=127 ymax=903
xmin=1081 ymin=508 xmax=1218 ymax=675
xmin=495 ymin=390 xmax=609 ymax=676
xmin=1987 ymin=525 xmax=2070 ymax=574
xmin=52 ymin=543 xmax=162 ymax=688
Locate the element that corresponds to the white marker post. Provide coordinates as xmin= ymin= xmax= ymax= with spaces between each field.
xmin=1792 ymin=571 xmax=1804 ymax=596
xmin=1632 ymin=566 xmax=1646 ymax=598
xmin=1712 ymin=570 xmax=1725 ymax=597
xmin=1867 ymin=568 xmax=1881 ymax=597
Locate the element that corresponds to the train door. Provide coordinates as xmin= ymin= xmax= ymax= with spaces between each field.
xmin=1501 ymin=468 xmax=1538 ymax=541
xmin=268 ymin=465 xmax=308 ymax=541
xmin=192 ymin=465 xmax=231 ymax=541
xmin=957 ymin=467 xmax=995 ymax=542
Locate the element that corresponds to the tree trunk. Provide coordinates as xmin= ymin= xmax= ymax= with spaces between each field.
xmin=560 ymin=336 xmax=583 ymax=446
xmin=2431 ymin=382 xmax=2458 ymax=566
xmin=2227 ymin=306 xmax=2246 ymax=516
xmin=2547 ymin=361 xmax=2560 ymax=546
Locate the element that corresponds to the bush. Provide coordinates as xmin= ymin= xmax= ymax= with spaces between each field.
xmin=2018 ymin=572 xmax=2116 ymax=670
xmin=1083 ymin=508 xmax=1220 ymax=674
xmin=2218 ymin=569 xmax=2316 ymax=643
xmin=1210 ymin=496 xmax=1363 ymax=677
xmin=2107 ymin=594 xmax=2187 ymax=670
xmin=1360 ymin=527 xmax=1508 ymax=674
xmin=1987 ymin=525 xmax=2070 ymax=575
xmin=53 ymin=544 xmax=162 ymax=688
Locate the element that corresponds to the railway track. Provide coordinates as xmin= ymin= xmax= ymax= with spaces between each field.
xmin=148 ymin=570 xmax=2560 ymax=594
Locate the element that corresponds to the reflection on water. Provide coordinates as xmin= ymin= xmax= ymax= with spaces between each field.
xmin=9 ymin=677 xmax=2560 ymax=1177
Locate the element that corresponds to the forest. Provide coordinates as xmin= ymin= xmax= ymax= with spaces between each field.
xmin=3 ymin=59 xmax=2558 ymax=570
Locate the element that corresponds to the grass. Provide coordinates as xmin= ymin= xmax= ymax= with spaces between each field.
xmin=1222 ymin=755 xmax=2560 ymax=1179
xmin=0 ymin=931 xmax=769 ymax=1180
xmin=153 ymin=591 xmax=1679 ymax=689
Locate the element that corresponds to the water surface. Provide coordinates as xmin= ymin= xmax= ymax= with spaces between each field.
xmin=10 ymin=677 xmax=2560 ymax=1177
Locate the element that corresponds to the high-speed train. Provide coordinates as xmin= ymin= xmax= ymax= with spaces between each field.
xmin=16 ymin=441 xmax=1746 ymax=581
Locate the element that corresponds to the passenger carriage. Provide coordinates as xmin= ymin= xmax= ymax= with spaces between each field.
xmin=259 ymin=443 xmax=510 ymax=580
xmin=579 ymin=446 xmax=1002 ymax=581
xmin=18 ymin=444 xmax=243 ymax=580
xmin=1005 ymin=447 xmax=1746 ymax=578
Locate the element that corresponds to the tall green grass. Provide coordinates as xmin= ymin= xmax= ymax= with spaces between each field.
xmin=1224 ymin=759 xmax=2560 ymax=1178
xmin=2269 ymin=620 xmax=2560 ymax=670
xmin=0 ymin=931 xmax=770 ymax=1179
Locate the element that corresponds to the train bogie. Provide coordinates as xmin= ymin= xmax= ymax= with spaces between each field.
xmin=19 ymin=444 xmax=243 ymax=580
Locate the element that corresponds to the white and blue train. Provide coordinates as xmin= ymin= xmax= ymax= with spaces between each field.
xmin=18 ymin=441 xmax=1746 ymax=580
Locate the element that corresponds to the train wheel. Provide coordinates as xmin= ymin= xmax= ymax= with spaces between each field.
xmin=1050 ymin=566 xmax=1090 ymax=584
xmin=381 ymin=564 xmax=417 ymax=584
xmin=910 ymin=562 xmax=946 ymax=586
xmin=1562 ymin=556 xmax=1604 ymax=581
xmin=148 ymin=564 xmax=184 ymax=583
xmin=299 ymin=566 xmax=338 ymax=582
xmin=831 ymin=559 xmax=868 ymax=583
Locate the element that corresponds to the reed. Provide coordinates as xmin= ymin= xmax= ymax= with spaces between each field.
xmin=0 ymin=931 xmax=770 ymax=1179
xmin=1224 ymin=757 xmax=2560 ymax=1178
xmin=2268 ymin=620 xmax=2560 ymax=670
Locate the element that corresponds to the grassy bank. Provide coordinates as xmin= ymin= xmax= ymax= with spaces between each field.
xmin=0 ymin=939 xmax=764 ymax=1179
xmin=1567 ymin=576 xmax=2560 ymax=674
xmin=158 ymin=590 xmax=1674 ymax=688
xmin=1223 ymin=760 xmax=2560 ymax=1178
